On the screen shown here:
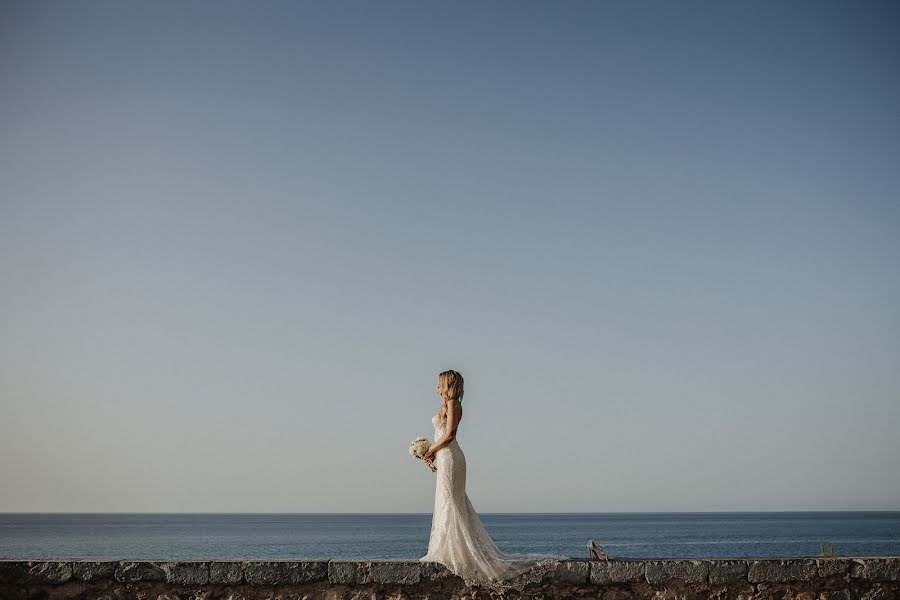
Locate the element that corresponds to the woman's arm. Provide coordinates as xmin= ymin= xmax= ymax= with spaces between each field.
xmin=428 ymin=400 xmax=460 ymax=454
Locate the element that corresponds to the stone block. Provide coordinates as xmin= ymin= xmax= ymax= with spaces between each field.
xmin=329 ymin=561 xmax=371 ymax=584
xmin=816 ymin=558 xmax=851 ymax=579
xmin=747 ymin=559 xmax=817 ymax=583
xmin=115 ymin=561 xmax=167 ymax=583
xmin=644 ymin=560 xmax=708 ymax=584
xmin=244 ymin=561 xmax=328 ymax=585
xmin=591 ymin=560 xmax=645 ymax=584
xmin=72 ymin=560 xmax=116 ymax=581
xmin=160 ymin=561 xmax=210 ymax=585
xmin=550 ymin=559 xmax=590 ymax=584
xmin=850 ymin=558 xmax=900 ymax=582
xmin=0 ymin=561 xmax=74 ymax=585
xmin=590 ymin=561 xmax=612 ymax=584
xmin=819 ymin=590 xmax=852 ymax=600
xmin=859 ymin=586 xmax=897 ymax=600
xmin=22 ymin=561 xmax=73 ymax=584
xmin=369 ymin=560 xmax=422 ymax=584
xmin=708 ymin=561 xmax=748 ymax=585
xmin=210 ymin=560 xmax=244 ymax=584
xmin=295 ymin=561 xmax=330 ymax=583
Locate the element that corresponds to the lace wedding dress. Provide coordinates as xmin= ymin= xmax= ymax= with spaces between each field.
xmin=419 ymin=413 xmax=568 ymax=591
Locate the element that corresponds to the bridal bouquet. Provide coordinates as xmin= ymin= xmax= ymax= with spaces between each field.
xmin=410 ymin=436 xmax=437 ymax=472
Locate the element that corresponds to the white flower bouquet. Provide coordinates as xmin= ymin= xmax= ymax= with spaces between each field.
xmin=410 ymin=436 xmax=437 ymax=472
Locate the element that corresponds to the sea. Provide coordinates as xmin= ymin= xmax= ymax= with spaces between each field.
xmin=1 ymin=512 xmax=898 ymax=560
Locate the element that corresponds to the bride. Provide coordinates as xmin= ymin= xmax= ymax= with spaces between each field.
xmin=418 ymin=369 xmax=568 ymax=591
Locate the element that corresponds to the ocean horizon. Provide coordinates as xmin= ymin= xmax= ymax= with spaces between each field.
xmin=2 ymin=511 xmax=898 ymax=561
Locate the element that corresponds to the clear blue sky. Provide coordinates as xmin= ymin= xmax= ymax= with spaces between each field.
xmin=1 ymin=0 xmax=898 ymax=513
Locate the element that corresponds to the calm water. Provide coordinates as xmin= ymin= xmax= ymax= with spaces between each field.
xmin=1 ymin=512 xmax=898 ymax=560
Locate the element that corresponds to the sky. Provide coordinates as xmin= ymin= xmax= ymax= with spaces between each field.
xmin=1 ymin=0 xmax=898 ymax=513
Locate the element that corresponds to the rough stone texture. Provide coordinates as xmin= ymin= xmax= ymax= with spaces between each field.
xmin=610 ymin=560 xmax=648 ymax=583
xmin=329 ymin=560 xmax=371 ymax=584
xmin=368 ymin=560 xmax=421 ymax=584
xmin=72 ymin=560 xmax=116 ymax=581
xmin=23 ymin=561 xmax=73 ymax=584
xmin=115 ymin=560 xmax=167 ymax=582
xmin=0 ymin=561 xmax=74 ymax=585
xmin=0 ymin=557 xmax=897 ymax=600
xmin=210 ymin=560 xmax=244 ymax=584
xmin=819 ymin=558 xmax=853 ymax=578
xmin=851 ymin=558 xmax=900 ymax=582
xmin=244 ymin=560 xmax=329 ymax=585
xmin=820 ymin=590 xmax=854 ymax=600
xmin=644 ymin=559 xmax=708 ymax=584
xmin=420 ymin=560 xmax=455 ymax=582
xmin=160 ymin=560 xmax=210 ymax=584
xmin=708 ymin=559 xmax=748 ymax=584
xmin=748 ymin=558 xmax=818 ymax=583
xmin=550 ymin=559 xmax=590 ymax=584
xmin=859 ymin=586 xmax=897 ymax=600
xmin=591 ymin=560 xmax=646 ymax=583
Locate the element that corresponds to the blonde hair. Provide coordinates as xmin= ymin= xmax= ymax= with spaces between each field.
xmin=437 ymin=369 xmax=464 ymax=424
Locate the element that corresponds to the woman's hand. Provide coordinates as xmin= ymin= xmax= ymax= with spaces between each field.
xmin=422 ymin=447 xmax=436 ymax=468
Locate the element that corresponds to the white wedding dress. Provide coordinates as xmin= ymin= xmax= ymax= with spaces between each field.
xmin=419 ymin=413 xmax=568 ymax=591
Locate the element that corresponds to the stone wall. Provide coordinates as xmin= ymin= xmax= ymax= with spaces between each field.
xmin=1 ymin=557 xmax=898 ymax=600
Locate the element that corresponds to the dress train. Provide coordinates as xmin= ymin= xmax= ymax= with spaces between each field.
xmin=419 ymin=414 xmax=568 ymax=591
